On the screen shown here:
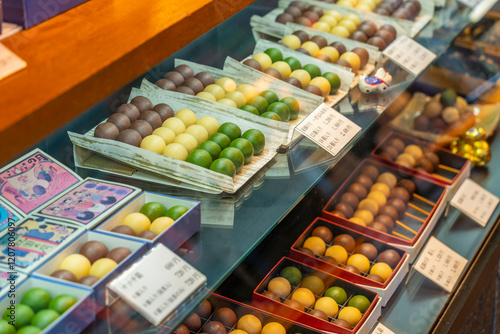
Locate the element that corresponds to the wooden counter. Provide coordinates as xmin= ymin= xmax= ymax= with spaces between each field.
xmin=0 ymin=0 xmax=254 ymax=165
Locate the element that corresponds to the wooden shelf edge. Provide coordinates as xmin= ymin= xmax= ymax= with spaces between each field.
xmin=0 ymin=0 xmax=255 ymax=165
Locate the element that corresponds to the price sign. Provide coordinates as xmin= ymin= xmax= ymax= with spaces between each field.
xmin=450 ymin=178 xmax=499 ymax=227
xmin=371 ymin=322 xmax=396 ymax=334
xmin=0 ymin=44 xmax=27 ymax=81
xmin=108 ymin=244 xmax=206 ymax=326
xmin=382 ymin=35 xmax=436 ymax=76
xmin=414 ymin=237 xmax=467 ymax=293
xmin=296 ymin=103 xmax=361 ymax=156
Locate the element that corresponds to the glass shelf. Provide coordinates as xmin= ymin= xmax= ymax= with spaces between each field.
xmin=15 ymin=0 xmax=497 ymax=333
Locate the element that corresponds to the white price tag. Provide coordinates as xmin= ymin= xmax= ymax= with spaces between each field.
xmin=108 ymin=244 xmax=206 ymax=326
xmin=382 ymin=35 xmax=436 ymax=76
xmin=0 ymin=44 xmax=27 ymax=80
xmin=296 ymin=103 xmax=361 ymax=156
xmin=414 ymin=237 xmax=467 ymax=293
xmin=450 ymin=178 xmax=499 ymax=227
xmin=371 ymin=322 xmax=396 ymax=334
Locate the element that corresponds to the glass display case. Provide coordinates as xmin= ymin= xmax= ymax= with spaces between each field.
xmin=1 ymin=0 xmax=499 ymax=333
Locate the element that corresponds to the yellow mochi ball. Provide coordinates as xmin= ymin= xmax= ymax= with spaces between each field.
xmin=216 ymin=77 xmax=237 ymax=93
xmin=185 ymin=124 xmax=209 ymax=144
xmin=89 ymin=258 xmax=118 ymax=279
xmin=150 ymin=216 xmax=175 ymax=234
xmin=59 ymin=254 xmax=91 ymax=280
xmin=163 ymin=143 xmax=188 ymax=161
xmin=196 ymin=116 xmax=219 ymax=135
xmin=162 ymin=117 xmax=186 ymax=136
xmin=196 ymin=91 xmax=217 ymax=101
xmin=237 ymin=84 xmax=259 ymax=100
xmin=152 ymin=127 xmax=175 ymax=145
xmin=122 ymin=212 xmax=151 ymax=234
xmin=174 ymin=133 xmax=198 ymax=153
xmin=140 ymin=135 xmax=166 ymax=154
xmin=175 ymin=109 xmax=197 ymax=127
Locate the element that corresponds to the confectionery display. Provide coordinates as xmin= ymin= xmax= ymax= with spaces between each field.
xmin=293 ymin=220 xmax=404 ymax=285
xmin=110 ymin=201 xmax=188 ymax=239
xmin=279 ymin=30 xmax=372 ymax=74
xmin=156 ymin=65 xmax=303 ymax=122
xmin=275 ymin=2 xmax=398 ymax=50
xmin=2 ymin=0 xmax=500 ymax=333
xmin=245 ymin=47 xmax=342 ymax=96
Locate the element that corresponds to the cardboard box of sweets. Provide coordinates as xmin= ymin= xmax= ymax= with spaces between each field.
xmin=322 ymin=159 xmax=447 ymax=262
xmin=0 ymin=276 xmax=94 ymax=333
xmin=171 ymin=293 xmax=326 ymax=333
xmin=371 ymin=130 xmax=470 ymax=199
xmin=96 ymin=191 xmax=201 ymax=250
xmin=252 ymin=257 xmax=381 ymax=334
xmin=290 ymin=217 xmax=409 ymax=306
xmin=3 ymin=0 xmax=90 ymax=28
xmin=33 ymin=230 xmax=148 ymax=308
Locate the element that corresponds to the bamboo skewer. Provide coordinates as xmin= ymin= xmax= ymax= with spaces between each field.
xmin=413 ymin=193 xmax=436 ymax=206
xmin=396 ymin=220 xmax=418 ymax=234
xmin=392 ymin=231 xmax=412 ymax=241
xmin=438 ymin=164 xmax=461 ymax=173
xmin=405 ymin=212 xmax=426 ymax=223
xmin=431 ymin=173 xmax=453 ymax=183
xmin=408 ymin=203 xmax=430 ymax=215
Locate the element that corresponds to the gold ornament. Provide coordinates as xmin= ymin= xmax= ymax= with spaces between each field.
xmin=450 ymin=127 xmax=491 ymax=167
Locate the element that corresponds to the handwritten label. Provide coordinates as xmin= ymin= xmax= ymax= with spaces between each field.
xmin=371 ymin=322 xmax=396 ymax=334
xmin=296 ymin=104 xmax=361 ymax=156
xmin=0 ymin=44 xmax=27 ymax=80
xmin=414 ymin=237 xmax=467 ymax=293
xmin=108 ymin=244 xmax=206 ymax=326
xmin=382 ymin=35 xmax=436 ymax=76
xmin=450 ymin=178 xmax=499 ymax=227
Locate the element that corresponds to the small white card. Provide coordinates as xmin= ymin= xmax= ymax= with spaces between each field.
xmin=0 ymin=44 xmax=27 ymax=81
xmin=414 ymin=237 xmax=467 ymax=293
xmin=382 ymin=35 xmax=436 ymax=76
xmin=371 ymin=322 xmax=396 ymax=334
xmin=450 ymin=178 xmax=499 ymax=227
xmin=296 ymin=103 xmax=361 ymax=156
xmin=108 ymin=244 xmax=206 ymax=326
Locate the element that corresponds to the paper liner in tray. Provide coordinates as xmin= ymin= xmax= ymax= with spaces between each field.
xmin=68 ymin=86 xmax=288 ymax=195
xmin=390 ymin=92 xmax=500 ymax=145
xmin=249 ymin=39 xmax=355 ymax=103
xmin=174 ymin=58 xmax=322 ymax=147
xmin=298 ymin=0 xmax=434 ymax=38
xmin=253 ymin=24 xmax=380 ymax=90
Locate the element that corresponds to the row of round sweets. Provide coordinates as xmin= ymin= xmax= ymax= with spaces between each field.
xmin=243 ymin=47 xmax=341 ymax=97
xmin=314 ymin=0 xmax=421 ymax=20
xmin=156 ymin=64 xmax=303 ymax=122
xmin=378 ymin=137 xmax=441 ymax=173
xmin=332 ymin=165 xmax=418 ymax=234
xmin=175 ymin=298 xmax=293 ymax=334
xmin=1 ymin=288 xmax=78 ymax=333
xmin=299 ymin=226 xmax=401 ymax=282
xmin=279 ymin=30 xmax=370 ymax=74
xmin=50 ymin=240 xmax=132 ymax=285
xmin=110 ymin=201 xmax=189 ymax=240
xmin=264 ymin=266 xmax=372 ymax=329
xmin=275 ymin=1 xmax=397 ymax=50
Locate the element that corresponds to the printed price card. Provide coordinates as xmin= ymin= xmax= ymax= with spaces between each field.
xmin=414 ymin=237 xmax=467 ymax=293
xmin=371 ymin=322 xmax=396 ymax=334
xmin=382 ymin=35 xmax=436 ymax=76
xmin=296 ymin=103 xmax=361 ymax=156
xmin=450 ymin=178 xmax=499 ymax=227
xmin=0 ymin=44 xmax=27 ymax=80
xmin=108 ymin=244 xmax=206 ymax=326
